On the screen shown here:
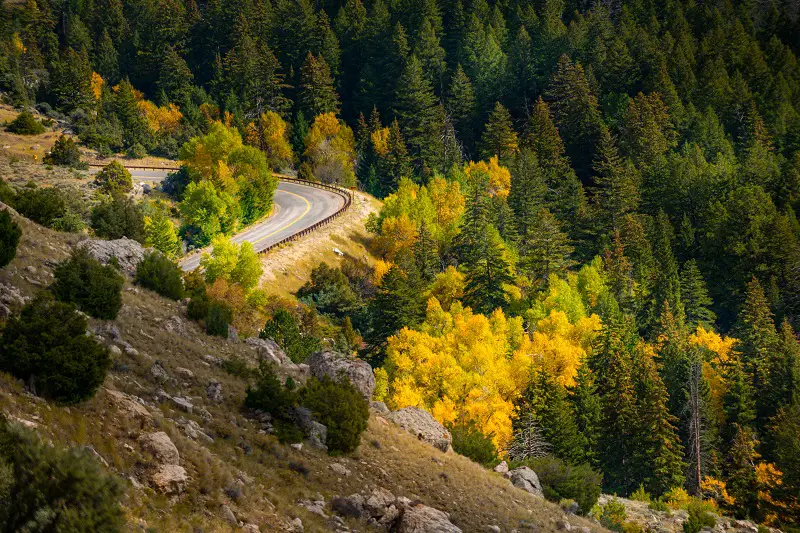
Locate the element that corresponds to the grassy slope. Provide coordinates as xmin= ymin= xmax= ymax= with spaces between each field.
xmin=0 ymin=155 xmax=606 ymax=533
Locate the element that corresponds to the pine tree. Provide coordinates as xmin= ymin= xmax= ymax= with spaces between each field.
xmin=393 ymin=55 xmax=444 ymax=174
xmin=680 ymin=259 xmax=716 ymax=329
xmin=157 ymin=45 xmax=194 ymax=104
xmin=376 ymin=119 xmax=412 ymax=196
xmin=591 ymin=308 xmax=640 ymax=495
xmin=413 ymin=17 xmax=446 ymax=92
xmin=49 ymin=47 xmax=94 ymax=112
xmin=723 ymin=357 xmax=757 ymax=437
xmin=648 ymin=211 xmax=682 ymax=333
xmin=724 ymin=424 xmax=760 ymax=516
xmin=591 ymin=126 xmax=640 ymax=235
xmin=480 ymin=101 xmax=518 ymax=163
xmin=114 ymin=78 xmax=152 ymax=148
xmin=520 ymin=368 xmax=587 ymax=465
xmin=521 ymin=207 xmax=573 ymax=288
xmin=445 ymin=64 xmax=477 ymax=151
xmin=413 ymin=220 xmax=439 ymax=282
xmin=299 ymin=52 xmax=340 ymax=119
xmin=463 ymin=225 xmax=514 ymax=315
xmin=366 ymin=265 xmax=425 ymax=359
xmin=544 ymin=54 xmax=603 ymax=179
xmin=620 ymin=92 xmax=677 ymax=169
xmin=508 ymin=149 xmax=546 ymax=238
xmin=632 ymin=344 xmax=687 ymax=496
xmin=735 ymin=277 xmax=781 ymax=426
xmin=569 ymin=361 xmax=602 ymax=467
xmin=94 ymin=29 xmax=119 ymax=83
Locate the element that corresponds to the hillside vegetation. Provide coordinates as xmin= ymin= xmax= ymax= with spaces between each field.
xmin=2 ymin=0 xmax=800 ymax=528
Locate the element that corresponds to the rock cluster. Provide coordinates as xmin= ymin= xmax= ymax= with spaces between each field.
xmin=245 ymin=337 xmax=310 ymax=382
xmin=0 ymin=281 xmax=29 ymax=318
xmin=506 ymin=466 xmax=544 ymax=498
xmin=138 ymin=431 xmax=187 ymax=494
xmin=306 ymin=350 xmax=375 ymax=400
xmin=387 ymin=407 xmax=453 ymax=452
xmin=327 ymin=487 xmax=462 ymax=532
xmin=77 ymin=237 xmax=148 ymax=276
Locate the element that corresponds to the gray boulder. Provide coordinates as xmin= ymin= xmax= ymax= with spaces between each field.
xmin=292 ymin=406 xmax=327 ymax=450
xmin=387 ymin=407 xmax=452 ymax=452
xmin=508 ymin=466 xmax=543 ymax=498
xmin=206 ymin=380 xmax=223 ymax=403
xmin=246 ymin=338 xmax=292 ymax=366
xmin=139 ymin=431 xmax=180 ymax=465
xmin=396 ymin=504 xmax=462 ymax=533
xmin=77 ymin=237 xmax=147 ymax=276
xmin=306 ymin=350 xmax=375 ymax=400
xmin=150 ymin=464 xmax=187 ymax=494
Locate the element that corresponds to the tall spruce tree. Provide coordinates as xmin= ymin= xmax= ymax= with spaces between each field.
xmin=591 ymin=126 xmax=640 ymax=236
xmin=480 ymin=101 xmax=518 ymax=162
xmin=463 ymin=225 xmax=514 ymax=315
xmin=569 ymin=361 xmax=602 ymax=467
xmin=520 ymin=207 xmax=573 ymax=289
xmin=299 ymin=52 xmax=340 ymax=119
xmin=680 ymin=259 xmax=716 ymax=329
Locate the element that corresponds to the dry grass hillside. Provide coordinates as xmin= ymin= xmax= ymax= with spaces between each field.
xmin=0 ymin=157 xmax=608 ymax=533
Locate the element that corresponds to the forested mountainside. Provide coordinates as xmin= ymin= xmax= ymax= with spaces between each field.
xmin=3 ymin=0 xmax=800 ymax=529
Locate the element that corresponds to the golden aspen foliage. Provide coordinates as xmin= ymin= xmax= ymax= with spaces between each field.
xmin=304 ymin=112 xmax=357 ymax=186
xmin=464 ymin=156 xmax=512 ymax=198
xmin=427 ymin=266 xmax=465 ymax=311
xmin=371 ymin=126 xmax=390 ymax=156
xmin=384 ymin=298 xmax=533 ymax=450
xmin=90 ymin=72 xmax=104 ymax=100
xmin=256 ymin=111 xmax=293 ymax=169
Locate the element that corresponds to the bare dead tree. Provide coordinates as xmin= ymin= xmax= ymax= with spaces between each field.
xmin=505 ymin=412 xmax=550 ymax=461
xmin=686 ymin=355 xmax=711 ymax=495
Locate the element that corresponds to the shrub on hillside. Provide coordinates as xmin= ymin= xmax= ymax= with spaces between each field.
xmin=0 ymin=294 xmax=112 ymax=403
xmin=206 ymin=301 xmax=232 ymax=337
xmin=449 ymin=421 xmax=498 ymax=467
xmin=0 ymin=210 xmax=21 ymax=268
xmin=135 ymin=252 xmax=184 ymax=300
xmin=519 ymin=456 xmax=602 ymax=515
xmin=0 ymin=415 xmax=125 ymax=530
xmin=44 ymin=135 xmax=87 ymax=169
xmin=13 ymin=184 xmax=87 ymax=230
xmin=93 ymin=161 xmax=132 ymax=196
xmin=260 ymin=309 xmax=320 ymax=363
xmin=297 ymin=263 xmax=361 ymax=318
xmin=90 ymin=195 xmax=145 ymax=241
xmin=301 ymin=376 xmax=369 ymax=454
xmin=52 ymin=248 xmax=124 ymax=320
xmin=187 ymin=289 xmax=210 ymax=320
xmin=683 ymin=501 xmax=715 ymax=533
xmin=0 ymin=178 xmax=15 ymax=205
xmin=6 ymin=111 xmax=45 ymax=135
xmin=126 ymin=143 xmax=147 ymax=159
xmin=245 ymin=363 xmax=303 ymax=443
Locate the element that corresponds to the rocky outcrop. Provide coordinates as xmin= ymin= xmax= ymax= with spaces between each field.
xmin=206 ymin=380 xmax=223 ymax=403
xmin=246 ymin=338 xmax=310 ymax=382
xmin=493 ymin=461 xmax=508 ymax=474
xmin=387 ymin=407 xmax=452 ymax=452
xmin=507 ymin=466 xmax=543 ymax=498
xmin=0 ymin=281 xmax=29 ymax=319
xmin=151 ymin=464 xmax=188 ymax=494
xmin=139 ymin=431 xmax=180 ymax=465
xmin=396 ymin=504 xmax=462 ymax=533
xmin=306 ymin=350 xmax=375 ymax=400
xmin=104 ymin=388 xmax=152 ymax=423
xmin=77 ymin=237 xmax=147 ymax=276
xmin=291 ymin=406 xmax=327 ymax=450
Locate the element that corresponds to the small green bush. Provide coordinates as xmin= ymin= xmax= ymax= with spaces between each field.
xmin=6 ymin=111 xmax=45 ymax=135
xmin=206 ymin=301 xmax=232 ymax=337
xmin=245 ymin=362 xmax=298 ymax=416
xmin=683 ymin=501 xmax=716 ymax=533
xmin=0 ymin=294 xmax=112 ymax=403
xmin=14 ymin=185 xmax=68 ymax=227
xmin=52 ymin=248 xmax=124 ymax=320
xmin=187 ymin=289 xmax=210 ymax=320
xmin=135 ymin=252 xmax=184 ymax=300
xmin=520 ymin=456 xmax=602 ymax=515
xmin=93 ymin=161 xmax=132 ymax=196
xmin=599 ymin=499 xmax=628 ymax=532
xmin=631 ymin=484 xmax=651 ymax=503
xmin=0 ymin=210 xmax=21 ymax=268
xmin=449 ymin=421 xmax=498 ymax=467
xmin=0 ymin=416 xmax=125 ymax=530
xmin=0 ymin=178 xmax=15 ymax=205
xmin=50 ymin=211 xmax=86 ymax=232
xmin=44 ymin=135 xmax=87 ymax=169
xmin=648 ymin=499 xmax=670 ymax=512
xmin=90 ymin=195 xmax=145 ymax=241
xmin=301 ymin=375 xmax=369 ymax=454
xmin=260 ymin=309 xmax=320 ymax=363
xmin=161 ymin=166 xmax=191 ymax=200
xmin=126 ymin=143 xmax=147 ymax=159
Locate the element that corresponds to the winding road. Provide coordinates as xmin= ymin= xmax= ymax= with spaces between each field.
xmin=112 ymin=168 xmax=347 ymax=271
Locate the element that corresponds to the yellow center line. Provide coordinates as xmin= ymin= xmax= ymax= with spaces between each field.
xmin=251 ymin=189 xmax=312 ymax=244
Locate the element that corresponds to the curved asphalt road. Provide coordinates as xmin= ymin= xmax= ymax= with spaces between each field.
xmin=115 ymin=169 xmax=346 ymax=272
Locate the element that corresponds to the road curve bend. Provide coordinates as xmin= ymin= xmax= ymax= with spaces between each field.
xmin=109 ymin=168 xmax=348 ymax=272
xmin=179 ymin=180 xmax=347 ymax=271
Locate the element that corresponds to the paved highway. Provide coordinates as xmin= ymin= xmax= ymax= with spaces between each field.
xmin=105 ymin=168 xmax=346 ymax=272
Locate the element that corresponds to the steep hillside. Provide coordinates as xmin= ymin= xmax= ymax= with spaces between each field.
xmin=0 ymin=187 xmax=604 ymax=532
